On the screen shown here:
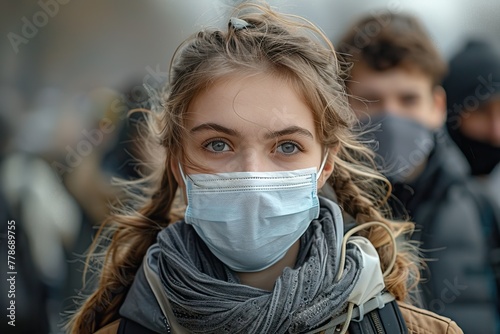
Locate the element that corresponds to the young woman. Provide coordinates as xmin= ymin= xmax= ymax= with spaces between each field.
xmin=67 ymin=3 xmax=462 ymax=333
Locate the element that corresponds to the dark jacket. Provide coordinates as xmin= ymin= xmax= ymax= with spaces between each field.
xmin=389 ymin=131 xmax=499 ymax=333
xmin=486 ymin=164 xmax=500 ymax=317
xmin=489 ymin=165 xmax=500 ymax=209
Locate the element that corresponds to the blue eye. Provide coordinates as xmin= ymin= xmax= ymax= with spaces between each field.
xmin=276 ymin=142 xmax=299 ymax=155
xmin=205 ymin=140 xmax=230 ymax=152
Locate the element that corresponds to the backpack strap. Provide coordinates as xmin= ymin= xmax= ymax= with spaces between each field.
xmin=142 ymin=258 xmax=190 ymax=334
xmin=306 ymin=292 xmax=406 ymax=333
xmin=348 ymin=299 xmax=408 ymax=334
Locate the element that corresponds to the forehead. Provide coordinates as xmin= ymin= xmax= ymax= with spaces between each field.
xmin=186 ymin=73 xmax=316 ymax=134
xmin=349 ymin=63 xmax=433 ymax=95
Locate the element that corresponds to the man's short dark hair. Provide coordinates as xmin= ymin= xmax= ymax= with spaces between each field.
xmin=337 ymin=12 xmax=447 ymax=86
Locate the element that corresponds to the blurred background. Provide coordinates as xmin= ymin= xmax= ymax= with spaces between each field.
xmin=1 ymin=0 xmax=499 ymax=333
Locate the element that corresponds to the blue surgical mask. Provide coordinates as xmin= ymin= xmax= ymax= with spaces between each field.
xmin=179 ymin=156 xmax=328 ymax=272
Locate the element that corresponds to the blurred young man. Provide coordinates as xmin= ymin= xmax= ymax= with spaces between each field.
xmin=337 ymin=13 xmax=499 ymax=333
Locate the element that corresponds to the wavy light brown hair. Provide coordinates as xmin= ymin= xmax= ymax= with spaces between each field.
xmin=67 ymin=3 xmax=420 ymax=333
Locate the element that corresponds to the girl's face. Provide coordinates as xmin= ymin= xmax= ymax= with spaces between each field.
xmin=177 ymin=73 xmax=333 ymax=187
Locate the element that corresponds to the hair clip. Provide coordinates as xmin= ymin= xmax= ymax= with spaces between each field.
xmin=228 ymin=17 xmax=254 ymax=31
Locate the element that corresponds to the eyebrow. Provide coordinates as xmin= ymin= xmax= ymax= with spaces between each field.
xmin=189 ymin=123 xmax=314 ymax=140
xmin=263 ymin=126 xmax=314 ymax=140
xmin=190 ymin=123 xmax=240 ymax=136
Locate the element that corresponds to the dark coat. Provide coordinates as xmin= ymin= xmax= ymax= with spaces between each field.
xmin=389 ymin=131 xmax=499 ymax=334
xmin=489 ymin=165 xmax=500 ymax=208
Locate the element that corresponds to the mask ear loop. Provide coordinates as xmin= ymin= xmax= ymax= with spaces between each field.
xmin=177 ymin=162 xmax=190 ymax=207
xmin=334 ymin=221 xmax=398 ymax=334
xmin=316 ymin=150 xmax=329 ymax=181
xmin=178 ymin=162 xmax=188 ymax=186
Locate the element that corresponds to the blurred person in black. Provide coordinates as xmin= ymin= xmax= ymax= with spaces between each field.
xmin=444 ymin=40 xmax=500 ymax=323
xmin=444 ymin=40 xmax=500 ymax=177
xmin=337 ymin=12 xmax=499 ymax=333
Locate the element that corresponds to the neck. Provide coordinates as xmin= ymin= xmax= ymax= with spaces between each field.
xmin=236 ymin=239 xmax=300 ymax=291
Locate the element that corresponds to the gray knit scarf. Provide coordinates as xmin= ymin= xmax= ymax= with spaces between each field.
xmin=121 ymin=198 xmax=362 ymax=333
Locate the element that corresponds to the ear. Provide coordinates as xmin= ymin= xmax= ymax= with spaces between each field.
xmin=431 ymin=85 xmax=447 ymax=129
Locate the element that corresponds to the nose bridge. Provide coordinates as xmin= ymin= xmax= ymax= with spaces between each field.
xmin=238 ymin=147 xmax=262 ymax=172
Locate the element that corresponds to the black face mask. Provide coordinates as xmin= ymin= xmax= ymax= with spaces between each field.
xmin=358 ymin=114 xmax=435 ymax=183
xmin=451 ymin=130 xmax=500 ymax=176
